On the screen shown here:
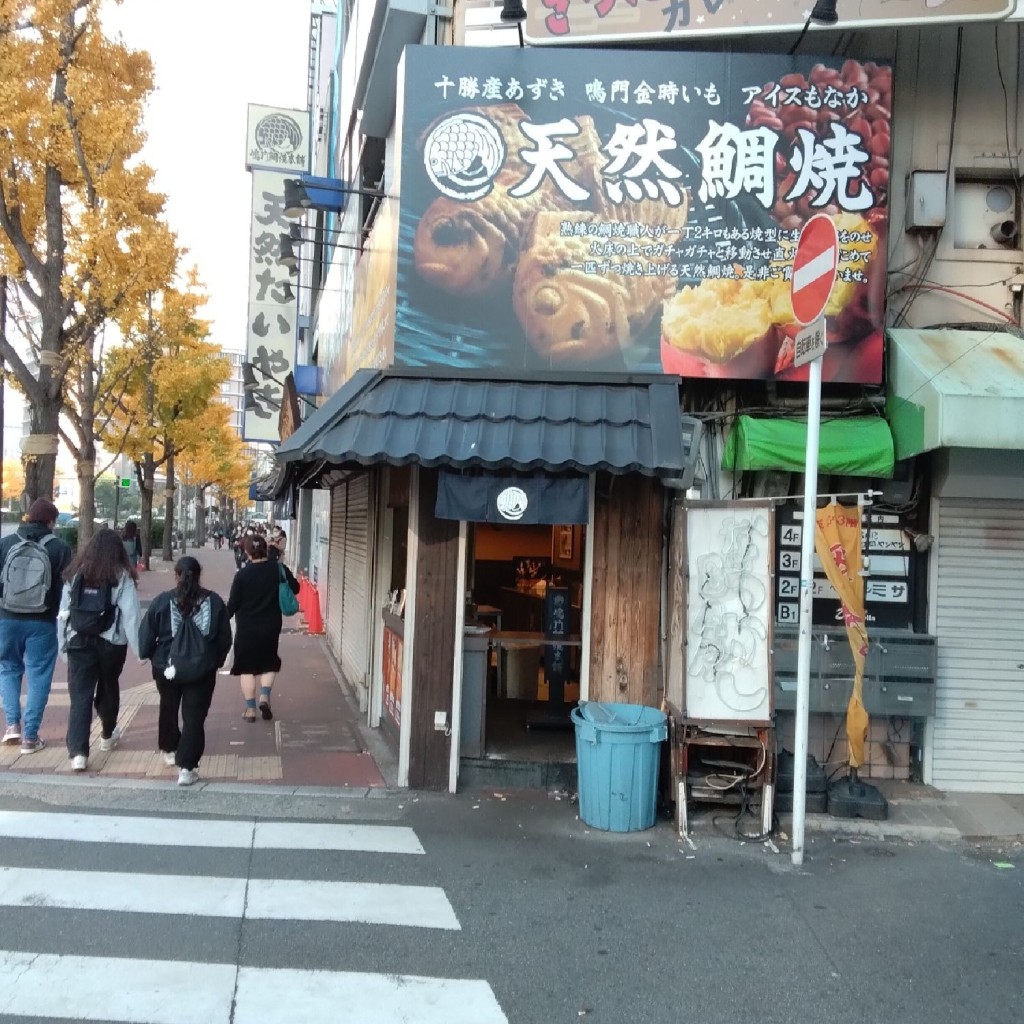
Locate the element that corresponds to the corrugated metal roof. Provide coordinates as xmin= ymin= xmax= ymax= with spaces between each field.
xmin=276 ymin=370 xmax=701 ymax=480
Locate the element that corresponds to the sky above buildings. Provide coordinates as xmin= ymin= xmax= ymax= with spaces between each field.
xmin=102 ymin=0 xmax=311 ymax=354
xmin=6 ymin=2 xmax=312 ymax=466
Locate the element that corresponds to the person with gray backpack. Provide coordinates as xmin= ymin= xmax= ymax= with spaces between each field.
xmin=0 ymin=498 xmax=73 ymax=754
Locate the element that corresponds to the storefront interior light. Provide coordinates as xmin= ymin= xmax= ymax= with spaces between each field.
xmin=499 ymin=0 xmax=526 ymax=46
xmin=282 ymin=174 xmax=388 ymax=219
xmin=809 ymin=0 xmax=839 ymax=24
xmin=276 ymin=231 xmax=368 ymax=270
xmin=499 ymin=0 xmax=526 ymax=22
xmin=278 ymin=237 xmax=299 ymax=268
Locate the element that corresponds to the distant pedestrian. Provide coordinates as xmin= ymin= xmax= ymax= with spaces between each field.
xmin=267 ymin=526 xmax=286 ymax=562
xmin=0 ymin=498 xmax=73 ymax=754
xmin=121 ymin=520 xmax=141 ymax=569
xmin=227 ymin=534 xmax=299 ymax=722
xmin=58 ymin=529 xmax=141 ymax=772
xmin=138 ymin=556 xmax=232 ymax=786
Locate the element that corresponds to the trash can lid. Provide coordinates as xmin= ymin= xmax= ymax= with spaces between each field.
xmin=577 ymin=701 xmax=666 ymax=731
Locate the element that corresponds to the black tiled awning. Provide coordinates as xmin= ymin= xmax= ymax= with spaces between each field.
xmin=276 ymin=369 xmax=702 ymax=482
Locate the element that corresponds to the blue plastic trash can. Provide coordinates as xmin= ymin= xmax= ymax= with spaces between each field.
xmin=571 ymin=702 xmax=668 ymax=832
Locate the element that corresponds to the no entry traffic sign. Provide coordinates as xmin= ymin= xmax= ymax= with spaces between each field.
xmin=791 ymin=214 xmax=839 ymax=327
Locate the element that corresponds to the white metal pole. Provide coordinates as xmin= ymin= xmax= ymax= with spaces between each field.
xmin=791 ymin=354 xmax=822 ymax=866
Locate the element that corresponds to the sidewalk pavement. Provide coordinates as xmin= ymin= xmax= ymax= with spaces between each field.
xmin=2 ymin=548 xmax=1024 ymax=847
xmin=0 ymin=546 xmax=396 ymax=792
xmin=799 ymin=781 xmax=1024 ymax=848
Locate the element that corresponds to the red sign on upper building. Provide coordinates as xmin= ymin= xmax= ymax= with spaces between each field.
xmin=525 ymin=0 xmax=1013 ymax=47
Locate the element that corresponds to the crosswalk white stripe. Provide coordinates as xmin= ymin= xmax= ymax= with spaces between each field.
xmin=0 ymin=867 xmax=460 ymax=929
xmin=233 ymin=964 xmax=509 ymax=1024
xmin=253 ymin=820 xmax=424 ymax=853
xmin=0 ymin=810 xmax=424 ymax=854
xmin=0 ymin=951 xmax=236 ymax=1024
xmin=0 ymin=952 xmax=509 ymax=1024
xmin=248 ymin=879 xmax=460 ymax=929
xmin=0 ymin=866 xmax=246 ymax=917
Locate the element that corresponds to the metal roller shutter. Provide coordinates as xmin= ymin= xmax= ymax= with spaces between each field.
xmin=932 ymin=499 xmax=1024 ymax=793
xmin=326 ymin=486 xmax=347 ymax=660
xmin=341 ymin=475 xmax=370 ymax=693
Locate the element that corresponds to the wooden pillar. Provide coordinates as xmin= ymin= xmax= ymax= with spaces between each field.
xmin=588 ymin=474 xmax=664 ymax=706
xmin=407 ymin=468 xmax=459 ymax=789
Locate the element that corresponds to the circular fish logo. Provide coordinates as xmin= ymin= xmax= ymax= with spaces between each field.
xmin=496 ymin=486 xmax=528 ymax=521
xmin=255 ymin=113 xmax=304 ymax=154
xmin=423 ymin=113 xmax=506 ymax=201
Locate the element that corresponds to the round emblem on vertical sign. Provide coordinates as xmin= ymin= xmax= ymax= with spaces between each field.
xmin=496 ymin=486 xmax=528 ymax=521
xmin=254 ymin=113 xmax=304 ymax=155
xmin=790 ymin=214 xmax=840 ymax=326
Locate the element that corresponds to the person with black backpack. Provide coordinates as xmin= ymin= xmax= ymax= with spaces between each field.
xmin=58 ymin=528 xmax=141 ymax=772
xmin=138 ymin=556 xmax=232 ymax=787
xmin=0 ymin=498 xmax=73 ymax=754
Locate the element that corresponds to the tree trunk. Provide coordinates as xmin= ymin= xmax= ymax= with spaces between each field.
xmin=76 ymin=453 xmax=96 ymax=547
xmin=23 ymin=401 xmax=59 ymax=506
xmin=138 ymin=454 xmax=155 ymax=570
xmin=197 ymin=485 xmax=207 ymax=546
xmin=75 ymin=346 xmax=99 ymax=544
xmin=163 ymin=447 xmax=175 ymax=562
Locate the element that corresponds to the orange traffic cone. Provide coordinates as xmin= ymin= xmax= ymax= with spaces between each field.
xmin=306 ymin=583 xmax=324 ymax=635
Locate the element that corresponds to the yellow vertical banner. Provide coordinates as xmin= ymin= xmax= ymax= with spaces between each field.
xmin=814 ymin=503 xmax=869 ymax=770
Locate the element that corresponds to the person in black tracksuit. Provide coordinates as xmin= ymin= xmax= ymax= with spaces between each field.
xmin=138 ymin=556 xmax=231 ymax=786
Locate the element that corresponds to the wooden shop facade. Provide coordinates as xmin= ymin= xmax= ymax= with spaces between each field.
xmin=277 ymin=369 xmax=701 ymax=789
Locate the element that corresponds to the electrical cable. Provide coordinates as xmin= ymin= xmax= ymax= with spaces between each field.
xmin=993 ymin=25 xmax=1020 ymax=190
xmin=789 ymin=15 xmax=812 ymax=56
xmin=894 ymin=29 xmax=962 ymax=329
xmin=891 ymin=283 xmax=1015 ymax=323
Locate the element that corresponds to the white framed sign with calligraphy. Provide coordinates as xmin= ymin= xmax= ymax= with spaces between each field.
xmin=681 ymin=501 xmax=774 ymax=723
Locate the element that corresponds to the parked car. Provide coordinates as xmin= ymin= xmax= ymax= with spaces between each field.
xmin=67 ymin=517 xmax=110 ymax=530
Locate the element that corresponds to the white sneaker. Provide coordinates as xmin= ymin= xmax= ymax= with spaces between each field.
xmin=71 ymin=755 xmax=87 ymax=772
xmin=99 ymin=727 xmax=121 ymax=752
xmin=2 ymin=725 xmax=20 ymax=745
xmin=162 ymin=751 xmax=177 ymax=767
xmin=177 ymin=768 xmax=199 ymax=787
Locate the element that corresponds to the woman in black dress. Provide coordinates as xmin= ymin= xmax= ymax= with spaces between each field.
xmin=226 ymin=534 xmax=299 ymax=721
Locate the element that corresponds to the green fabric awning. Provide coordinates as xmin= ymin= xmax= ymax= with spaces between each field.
xmin=722 ymin=415 xmax=894 ymax=477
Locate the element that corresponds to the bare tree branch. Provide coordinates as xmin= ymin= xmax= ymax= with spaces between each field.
xmin=0 ymin=176 xmax=46 ymax=288
xmin=0 ymin=333 xmax=44 ymax=407
xmin=58 ymin=424 xmax=80 ymax=462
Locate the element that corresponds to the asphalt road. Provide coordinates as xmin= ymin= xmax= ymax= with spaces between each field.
xmin=0 ymin=782 xmax=1019 ymax=1024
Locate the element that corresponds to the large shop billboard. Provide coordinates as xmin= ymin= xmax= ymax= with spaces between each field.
xmin=396 ymin=46 xmax=890 ymax=384
xmin=525 ymin=0 xmax=1013 ymax=46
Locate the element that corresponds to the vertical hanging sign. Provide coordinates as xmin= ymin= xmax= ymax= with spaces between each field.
xmin=244 ymin=105 xmax=310 ymax=442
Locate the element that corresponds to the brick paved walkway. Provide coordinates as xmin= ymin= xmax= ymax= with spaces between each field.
xmin=0 ymin=546 xmax=391 ymax=790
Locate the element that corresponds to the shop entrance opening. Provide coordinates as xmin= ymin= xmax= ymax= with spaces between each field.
xmin=462 ymin=520 xmax=586 ymax=766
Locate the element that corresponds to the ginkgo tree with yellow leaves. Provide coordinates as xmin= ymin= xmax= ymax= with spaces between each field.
xmin=1 ymin=458 xmax=24 ymax=510
xmin=0 ymin=0 xmax=177 ymax=541
xmin=100 ymin=278 xmax=229 ymax=567
xmin=177 ymin=403 xmax=251 ymax=546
